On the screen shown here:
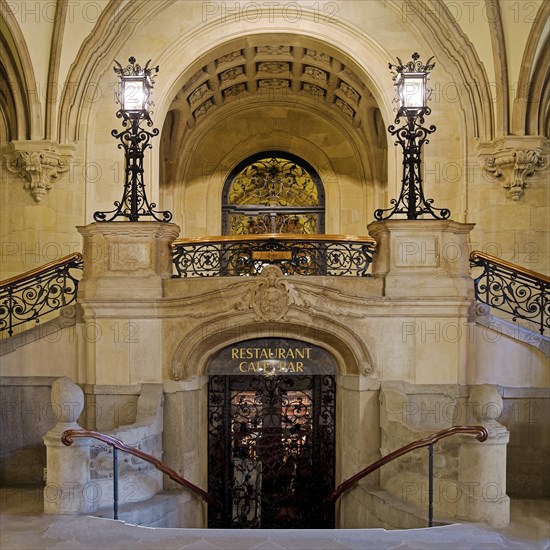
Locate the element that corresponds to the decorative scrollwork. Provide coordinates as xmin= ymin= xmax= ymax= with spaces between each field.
xmin=470 ymin=251 xmax=549 ymax=335
xmin=172 ymin=236 xmax=376 ymax=278
xmin=374 ymin=112 xmax=450 ymax=221
xmin=0 ymin=253 xmax=83 ymax=336
xmin=223 ymin=154 xmax=325 ymax=235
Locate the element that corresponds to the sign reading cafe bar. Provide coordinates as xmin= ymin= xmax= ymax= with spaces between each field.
xmin=207 ymin=338 xmax=338 ymax=375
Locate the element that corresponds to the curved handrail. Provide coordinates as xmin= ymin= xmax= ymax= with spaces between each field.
xmin=172 ymin=233 xmax=377 ymax=278
xmin=470 ymin=250 xmax=549 ymax=334
xmin=0 ymin=253 xmax=83 ymax=336
xmin=172 ymin=233 xmax=377 ymax=247
xmin=62 ymin=429 xmax=221 ymax=509
xmin=327 ymin=425 xmax=488 ymax=506
xmin=0 ymin=253 xmax=83 ymax=287
xmin=470 ymin=250 xmax=550 ymax=284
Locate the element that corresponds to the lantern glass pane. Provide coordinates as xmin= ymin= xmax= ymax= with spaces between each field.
xmin=400 ymin=75 xmax=425 ymax=109
xmin=122 ymin=79 xmax=146 ymax=112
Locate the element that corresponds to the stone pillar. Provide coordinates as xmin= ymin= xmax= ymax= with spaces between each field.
xmin=43 ymin=377 xmax=91 ymax=514
xmin=367 ymin=220 xmax=475 ymax=298
xmin=77 ymin=222 xmax=180 ymax=300
xmin=457 ymin=384 xmax=510 ymax=527
xmin=76 ymin=222 xmax=180 ymax=387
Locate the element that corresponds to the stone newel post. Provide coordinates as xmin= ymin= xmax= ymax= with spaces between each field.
xmin=76 ymin=222 xmax=180 ymax=388
xmin=457 ymin=384 xmax=510 ymax=527
xmin=43 ymin=377 xmax=91 ymax=514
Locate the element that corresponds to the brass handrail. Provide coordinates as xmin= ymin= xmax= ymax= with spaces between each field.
xmin=0 ymin=252 xmax=83 ymax=287
xmin=327 ymin=425 xmax=488 ymax=506
xmin=62 ymin=429 xmax=221 ymax=509
xmin=172 ymin=233 xmax=377 ymax=278
xmin=172 ymin=233 xmax=377 ymax=247
xmin=470 ymin=250 xmax=550 ymax=284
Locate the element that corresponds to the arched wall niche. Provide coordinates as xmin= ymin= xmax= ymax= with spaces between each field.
xmin=157 ymin=30 xmax=388 ymax=236
xmin=177 ymin=126 xmax=351 ymax=236
xmin=76 ymin=2 xmax=472 ymax=224
xmin=170 ymin=318 xmax=374 ymax=382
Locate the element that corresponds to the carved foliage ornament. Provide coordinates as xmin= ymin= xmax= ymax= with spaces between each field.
xmin=5 ymin=149 xmax=70 ymax=202
xmin=484 ymin=148 xmax=548 ymax=200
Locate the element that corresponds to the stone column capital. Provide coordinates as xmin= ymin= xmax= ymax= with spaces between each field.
xmin=4 ymin=140 xmax=75 ymax=202
xmin=477 ymin=136 xmax=549 ymax=201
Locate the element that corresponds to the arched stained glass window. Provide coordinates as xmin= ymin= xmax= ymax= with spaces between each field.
xmin=222 ymin=152 xmax=325 ymax=235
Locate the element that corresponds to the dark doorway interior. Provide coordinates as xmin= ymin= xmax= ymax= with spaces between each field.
xmin=208 ymin=373 xmax=335 ymax=528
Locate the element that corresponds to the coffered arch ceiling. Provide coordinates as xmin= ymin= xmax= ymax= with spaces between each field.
xmin=160 ymin=35 xmax=387 ymax=189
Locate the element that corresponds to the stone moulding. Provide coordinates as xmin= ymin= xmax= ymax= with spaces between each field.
xmin=484 ymin=148 xmax=547 ymax=200
xmin=5 ymin=141 xmax=75 ymax=202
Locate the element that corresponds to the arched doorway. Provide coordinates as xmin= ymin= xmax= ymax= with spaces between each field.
xmin=222 ymin=152 xmax=325 ymax=235
xmin=207 ymin=337 xmax=336 ymax=528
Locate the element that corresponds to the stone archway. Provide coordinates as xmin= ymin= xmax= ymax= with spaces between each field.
xmin=206 ymin=337 xmax=337 ymax=528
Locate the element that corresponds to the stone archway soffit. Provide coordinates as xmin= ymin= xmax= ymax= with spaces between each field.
xmin=59 ymin=3 xmax=395 ymax=145
xmin=60 ymin=1 xmax=491 ymax=144
xmin=513 ymin=2 xmax=550 ymax=136
xmin=170 ymin=98 xmax=375 ymax=192
xmin=0 ymin=5 xmax=42 ymax=140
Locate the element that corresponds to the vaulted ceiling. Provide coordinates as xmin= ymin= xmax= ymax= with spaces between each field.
xmin=160 ymin=35 xmax=387 ymax=186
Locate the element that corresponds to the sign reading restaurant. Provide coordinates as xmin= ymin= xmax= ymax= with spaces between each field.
xmin=207 ymin=338 xmax=338 ymax=375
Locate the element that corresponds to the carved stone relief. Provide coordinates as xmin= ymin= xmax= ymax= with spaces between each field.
xmin=5 ymin=144 xmax=72 ymax=202
xmin=217 ymin=50 xmax=243 ymax=65
xmin=219 ymin=66 xmax=244 ymax=82
xmin=188 ymin=83 xmax=210 ymax=105
xmin=223 ymin=83 xmax=246 ymax=98
xmin=235 ymin=265 xmax=291 ymax=321
xmin=256 ymin=45 xmax=291 ymax=55
xmin=193 ymin=99 xmax=215 ymax=120
xmin=305 ymin=49 xmax=331 ymax=63
xmin=335 ymin=98 xmax=355 ymax=118
xmin=257 ymin=62 xmax=290 ymax=73
xmin=258 ymin=79 xmax=289 ymax=89
xmin=339 ymin=81 xmax=360 ymax=103
xmin=304 ymin=66 xmax=328 ymax=82
xmin=302 ymin=83 xmax=326 ymax=98
xmin=484 ymin=148 xmax=547 ymax=200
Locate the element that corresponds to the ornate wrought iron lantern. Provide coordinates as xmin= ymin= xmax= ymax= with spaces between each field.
xmin=94 ymin=57 xmax=172 ymax=222
xmin=374 ymin=53 xmax=450 ymax=221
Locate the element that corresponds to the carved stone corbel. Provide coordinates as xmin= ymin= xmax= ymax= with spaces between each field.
xmin=484 ymin=148 xmax=547 ymax=200
xmin=5 ymin=141 xmax=73 ymax=202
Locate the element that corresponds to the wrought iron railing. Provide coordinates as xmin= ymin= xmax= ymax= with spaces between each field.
xmin=327 ymin=425 xmax=488 ymax=527
xmin=172 ymin=234 xmax=376 ymax=278
xmin=0 ymin=253 xmax=83 ymax=336
xmin=470 ymin=251 xmax=549 ymax=335
xmin=62 ymin=429 xmax=221 ymax=519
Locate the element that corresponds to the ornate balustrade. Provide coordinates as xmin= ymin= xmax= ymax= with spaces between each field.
xmin=470 ymin=251 xmax=549 ymax=335
xmin=0 ymin=253 xmax=83 ymax=336
xmin=171 ymin=234 xmax=377 ymax=278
